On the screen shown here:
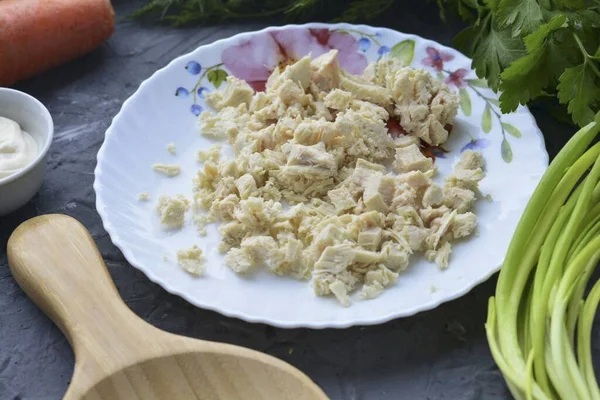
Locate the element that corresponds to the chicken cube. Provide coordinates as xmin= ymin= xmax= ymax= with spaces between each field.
xmin=451 ymin=212 xmax=478 ymax=239
xmin=324 ymin=89 xmax=353 ymax=110
xmin=235 ymin=174 xmax=258 ymax=200
xmin=276 ymin=79 xmax=305 ymax=106
xmin=293 ymin=119 xmax=337 ymax=145
xmin=446 ymin=168 xmax=485 ymax=191
xmin=392 ymin=134 xmax=420 ymax=148
xmin=346 ymin=163 xmax=384 ymax=195
xmin=380 ymin=241 xmax=410 ymax=271
xmin=225 ymin=247 xmax=254 ymax=273
xmin=353 ymin=248 xmax=382 ymax=264
xmin=339 ymin=69 xmax=391 ymax=107
xmin=312 ymin=101 xmax=333 ymax=120
xmin=359 ymin=264 xmax=399 ymax=300
xmin=356 ymin=158 xmax=387 ymax=173
xmin=314 ymin=243 xmax=355 ymax=274
xmin=276 ymin=234 xmax=308 ymax=279
xmin=419 ymin=205 xmax=451 ymax=225
xmin=335 ymin=108 xmax=392 ymax=161
xmin=393 ymin=144 xmax=433 ymax=173
xmin=391 ymin=205 xmax=423 ymax=231
xmin=422 ymin=183 xmax=444 ymax=207
xmin=400 ymin=225 xmax=429 ymax=251
xmin=435 ymin=241 xmax=452 ymax=269
xmin=363 ymin=190 xmax=388 ymax=213
xmin=365 ymin=175 xmax=396 ymax=205
xmin=456 ymin=150 xmax=484 ymax=170
xmin=284 ymin=143 xmax=337 ymax=178
xmin=329 ymin=279 xmax=351 ymax=307
xmin=176 ymin=245 xmax=206 ymax=276
xmin=240 ymin=236 xmax=284 ymax=273
xmin=206 ymin=76 xmax=254 ymax=110
xmin=443 ymin=186 xmax=476 ymax=213
xmin=358 ymin=227 xmax=383 ymax=251
xmin=391 ymin=183 xmax=418 ymax=208
xmin=313 ymin=223 xmax=347 ymax=254
xmin=156 ymin=195 xmax=190 ymax=229
xmin=328 ymin=186 xmax=357 ymax=212
xmin=210 ymin=193 xmax=240 ymax=220
xmin=387 ymin=67 xmax=458 ymax=146
xmin=396 ymin=171 xmax=431 ymax=190
xmin=280 ymin=55 xmax=312 ymax=90
xmin=311 ymin=50 xmax=341 ymax=91
xmin=426 ymin=210 xmax=456 ymax=250
xmin=350 ymin=100 xmax=390 ymax=121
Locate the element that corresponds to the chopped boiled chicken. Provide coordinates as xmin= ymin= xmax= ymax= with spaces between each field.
xmin=177 ymin=245 xmax=206 ymax=276
xmin=179 ymin=49 xmax=486 ymax=306
xmin=392 ymin=144 xmax=434 ymax=173
xmin=156 ymin=194 xmax=190 ymax=229
xmin=369 ymin=59 xmax=459 ymax=146
xmin=206 ymin=76 xmax=254 ymax=110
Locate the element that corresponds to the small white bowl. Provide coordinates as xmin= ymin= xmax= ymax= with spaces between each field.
xmin=0 ymin=88 xmax=54 ymax=216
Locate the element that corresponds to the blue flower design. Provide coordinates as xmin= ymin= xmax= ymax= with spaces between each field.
xmin=378 ymin=46 xmax=391 ymax=56
xmin=197 ymin=87 xmax=209 ymax=99
xmin=185 ymin=61 xmax=202 ymax=75
xmin=175 ymin=87 xmax=189 ymax=97
xmin=460 ymin=138 xmax=491 ymax=153
xmin=191 ymin=104 xmax=203 ymax=116
xmin=432 ymin=148 xmax=448 ymax=159
xmin=358 ymin=37 xmax=371 ymax=52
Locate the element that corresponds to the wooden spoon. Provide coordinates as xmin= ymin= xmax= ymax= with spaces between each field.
xmin=7 ymin=214 xmax=329 ymax=400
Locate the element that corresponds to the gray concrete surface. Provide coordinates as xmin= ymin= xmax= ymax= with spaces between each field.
xmin=0 ymin=1 xmax=582 ymax=398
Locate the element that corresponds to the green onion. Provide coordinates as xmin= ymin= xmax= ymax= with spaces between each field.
xmin=487 ymin=119 xmax=600 ymax=400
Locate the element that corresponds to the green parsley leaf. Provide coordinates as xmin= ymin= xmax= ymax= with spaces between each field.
xmin=454 ymin=14 xmax=525 ymax=90
xmin=553 ymin=0 xmax=585 ymax=9
xmin=557 ymin=63 xmax=600 ymax=126
xmin=484 ymin=0 xmax=500 ymax=12
xmin=496 ymin=0 xmax=543 ymax=37
xmin=499 ymin=14 xmax=570 ymax=113
xmin=207 ymin=69 xmax=228 ymax=89
xmin=501 ymin=138 xmax=513 ymax=163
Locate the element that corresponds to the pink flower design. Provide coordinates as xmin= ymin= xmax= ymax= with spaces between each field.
xmin=221 ymin=28 xmax=368 ymax=91
xmin=421 ymin=46 xmax=454 ymax=72
xmin=444 ymin=68 xmax=469 ymax=88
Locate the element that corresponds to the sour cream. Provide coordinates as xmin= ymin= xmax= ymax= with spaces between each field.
xmin=0 ymin=117 xmax=38 ymax=179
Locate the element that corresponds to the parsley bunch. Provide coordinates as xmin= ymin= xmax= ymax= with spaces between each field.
xmin=448 ymin=0 xmax=600 ymax=127
xmin=134 ymin=0 xmax=600 ymax=127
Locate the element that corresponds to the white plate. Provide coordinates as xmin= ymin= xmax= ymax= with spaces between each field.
xmin=94 ymin=23 xmax=548 ymax=328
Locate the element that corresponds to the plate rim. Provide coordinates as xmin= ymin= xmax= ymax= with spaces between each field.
xmin=94 ymin=22 xmax=549 ymax=329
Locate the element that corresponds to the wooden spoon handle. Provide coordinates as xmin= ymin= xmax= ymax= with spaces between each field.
xmin=7 ymin=214 xmax=152 ymax=369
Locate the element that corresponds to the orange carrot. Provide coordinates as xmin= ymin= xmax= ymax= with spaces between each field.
xmin=0 ymin=0 xmax=115 ymax=86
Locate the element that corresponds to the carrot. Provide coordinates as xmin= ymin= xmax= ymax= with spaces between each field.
xmin=0 ymin=0 xmax=115 ymax=86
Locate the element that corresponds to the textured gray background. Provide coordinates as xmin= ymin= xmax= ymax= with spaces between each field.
xmin=0 ymin=1 xmax=581 ymax=399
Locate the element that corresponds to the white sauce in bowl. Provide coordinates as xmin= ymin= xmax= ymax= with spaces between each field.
xmin=0 ymin=116 xmax=38 ymax=179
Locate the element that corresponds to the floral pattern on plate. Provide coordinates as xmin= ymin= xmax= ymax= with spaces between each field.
xmin=175 ymin=28 xmax=521 ymax=164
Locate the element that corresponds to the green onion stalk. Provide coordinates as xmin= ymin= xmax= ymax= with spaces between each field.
xmin=487 ymin=117 xmax=600 ymax=400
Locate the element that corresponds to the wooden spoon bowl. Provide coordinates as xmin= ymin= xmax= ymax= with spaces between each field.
xmin=7 ymin=214 xmax=328 ymax=400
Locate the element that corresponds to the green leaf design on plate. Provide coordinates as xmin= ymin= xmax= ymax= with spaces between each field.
xmin=501 ymin=138 xmax=513 ymax=163
xmin=502 ymin=122 xmax=522 ymax=138
xmin=389 ymin=39 xmax=415 ymax=65
xmin=487 ymin=98 xmax=501 ymax=107
xmin=207 ymin=69 xmax=228 ymax=89
xmin=467 ymin=78 xmax=489 ymax=88
xmin=437 ymin=72 xmax=444 ymax=80
xmin=482 ymin=104 xmax=492 ymax=133
xmin=459 ymin=88 xmax=472 ymax=116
